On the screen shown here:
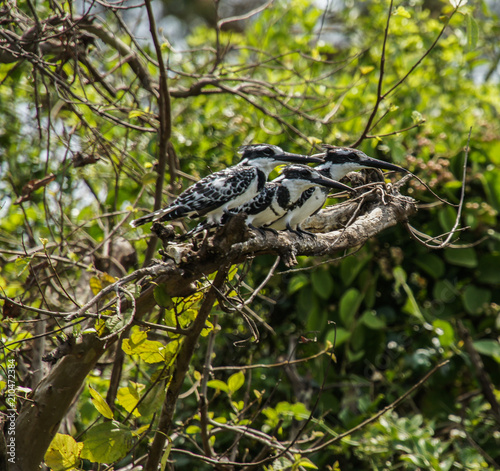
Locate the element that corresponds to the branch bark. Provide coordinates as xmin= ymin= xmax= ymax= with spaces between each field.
xmin=144 ymin=266 xmax=230 ymax=471
xmin=13 ymin=334 xmax=106 ymax=471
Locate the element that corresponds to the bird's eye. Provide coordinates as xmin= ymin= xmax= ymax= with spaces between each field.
xmin=262 ymin=147 xmax=274 ymax=156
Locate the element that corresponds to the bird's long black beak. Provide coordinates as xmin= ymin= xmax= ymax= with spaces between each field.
xmin=358 ymin=155 xmax=407 ymax=173
xmin=308 ymin=175 xmax=353 ymax=192
xmin=274 ymin=152 xmax=325 ymax=164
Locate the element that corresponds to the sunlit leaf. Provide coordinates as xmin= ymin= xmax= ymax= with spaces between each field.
xmin=433 ymin=319 xmax=455 ymax=347
xmin=45 ymin=433 xmax=83 ymax=471
xmin=394 ymin=6 xmax=411 ymax=18
xmin=89 ymin=386 xmax=113 ymax=420
xmin=81 ymin=421 xmax=132 ymax=463
xmin=359 ymin=66 xmax=375 ymax=75
xmin=122 ymin=329 xmax=169 ymax=363
xmin=207 ymin=379 xmax=229 ymax=393
xmin=116 ymin=382 xmax=145 ymax=418
xmin=466 ymin=13 xmax=478 ymax=51
xmin=227 ymin=371 xmax=245 ymax=395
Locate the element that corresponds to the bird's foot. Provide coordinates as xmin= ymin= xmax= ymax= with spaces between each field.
xmin=285 ymin=223 xmax=316 ymax=238
xmin=297 ymin=227 xmax=316 ymax=238
xmin=249 ymin=224 xmax=279 ymax=237
xmin=179 ymin=222 xmax=216 ymax=241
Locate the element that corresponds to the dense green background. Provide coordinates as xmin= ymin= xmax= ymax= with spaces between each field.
xmin=1 ymin=0 xmax=499 ymax=469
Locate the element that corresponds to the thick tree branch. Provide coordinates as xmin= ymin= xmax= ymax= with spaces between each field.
xmin=144 ymin=265 xmax=230 ymax=471
xmin=13 ymin=334 xmax=106 ymax=471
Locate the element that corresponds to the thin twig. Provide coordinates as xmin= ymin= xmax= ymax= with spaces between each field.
xmin=406 ymin=128 xmax=471 ymax=249
xmin=211 ymin=341 xmax=333 ymax=371
xmin=351 ymin=0 xmax=393 ymax=147
xmin=143 ymin=0 xmax=174 ymax=265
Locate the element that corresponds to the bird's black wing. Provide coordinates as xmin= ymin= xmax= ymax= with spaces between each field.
xmin=235 ymin=183 xmax=278 ymax=216
xmin=158 ymin=166 xmax=257 ymax=220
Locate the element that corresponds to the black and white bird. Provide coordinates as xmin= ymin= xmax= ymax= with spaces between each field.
xmin=232 ymin=164 xmax=352 ymax=236
xmin=130 ymin=144 xmax=323 ymax=228
xmin=267 ymin=145 xmax=407 ymax=234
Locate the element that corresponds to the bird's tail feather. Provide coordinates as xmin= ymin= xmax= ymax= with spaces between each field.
xmin=130 ymin=207 xmax=175 ymax=228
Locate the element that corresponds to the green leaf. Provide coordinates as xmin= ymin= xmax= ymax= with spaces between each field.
xmin=288 ymin=273 xmax=309 ymax=294
xmin=137 ymin=382 xmax=165 ymax=417
xmin=227 ymin=371 xmax=245 ymax=395
xmin=394 ymin=267 xmax=425 ymax=322
xmin=128 ymin=109 xmax=147 ymax=119
xmin=433 ymin=280 xmax=458 ymax=303
xmin=466 ymin=13 xmax=479 ymax=51
xmin=360 ymin=310 xmax=386 ymax=330
xmin=207 ymin=379 xmax=229 ymax=393
xmin=438 ymin=206 xmax=458 ymax=232
xmin=393 ymin=265 xmax=407 ymax=287
xmin=433 ymin=319 xmax=455 ymax=347
xmin=116 ymin=382 xmax=145 ymax=418
xmin=350 ymin=323 xmax=365 ymax=351
xmin=411 ymin=110 xmax=423 ymax=124
xmin=444 ymin=248 xmax=478 ymax=268
xmin=311 ymin=269 xmax=334 ymax=299
xmin=473 ymin=340 xmax=500 ymax=360
xmin=359 ymin=66 xmax=374 ymax=75
xmin=462 ymin=285 xmax=491 ymax=314
xmin=122 ymin=329 xmax=168 ymax=363
xmin=340 ymin=252 xmax=371 ymax=286
xmin=200 ymin=319 xmax=214 ymax=337
xmin=154 ymin=285 xmax=173 ymax=309
xmin=89 ymin=386 xmax=114 ymax=419
xmin=227 ymin=264 xmax=239 ymax=282
xmin=325 ymin=326 xmax=351 ymax=348
xmin=477 ymin=255 xmax=500 ymax=284
xmin=89 ymin=276 xmax=103 ymax=297
xmin=339 ymin=288 xmax=363 ymax=326
xmin=45 ymin=433 xmax=83 ymax=471
xmin=347 ymin=348 xmax=365 ymax=362
xmin=160 ymin=438 xmax=173 ymax=470
xmin=414 ymin=253 xmax=445 ymax=279
xmin=275 ymin=401 xmax=310 ymax=420
xmin=186 ymin=425 xmax=201 ymax=434
xmin=393 ymin=6 xmax=411 ymax=18
xmin=81 ymin=421 xmax=132 ymax=464
xmin=293 ymin=455 xmax=318 ymax=469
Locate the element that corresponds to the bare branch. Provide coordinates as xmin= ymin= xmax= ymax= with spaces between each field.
xmin=217 ymin=0 xmax=274 ymax=29
xmin=405 ymin=128 xmax=471 ymax=249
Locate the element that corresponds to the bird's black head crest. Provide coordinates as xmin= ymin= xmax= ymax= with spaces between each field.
xmin=321 ymin=144 xmax=407 ymax=173
xmin=238 ymin=144 xmax=284 ymax=160
xmin=322 ymin=145 xmax=363 ymax=164
xmin=280 ymin=164 xmax=316 ymax=180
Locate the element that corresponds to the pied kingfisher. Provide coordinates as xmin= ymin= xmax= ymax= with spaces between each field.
xmin=232 ymin=164 xmax=352 ymax=237
xmin=130 ymin=144 xmax=323 ymax=228
xmin=267 ymin=145 xmax=407 ymax=234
